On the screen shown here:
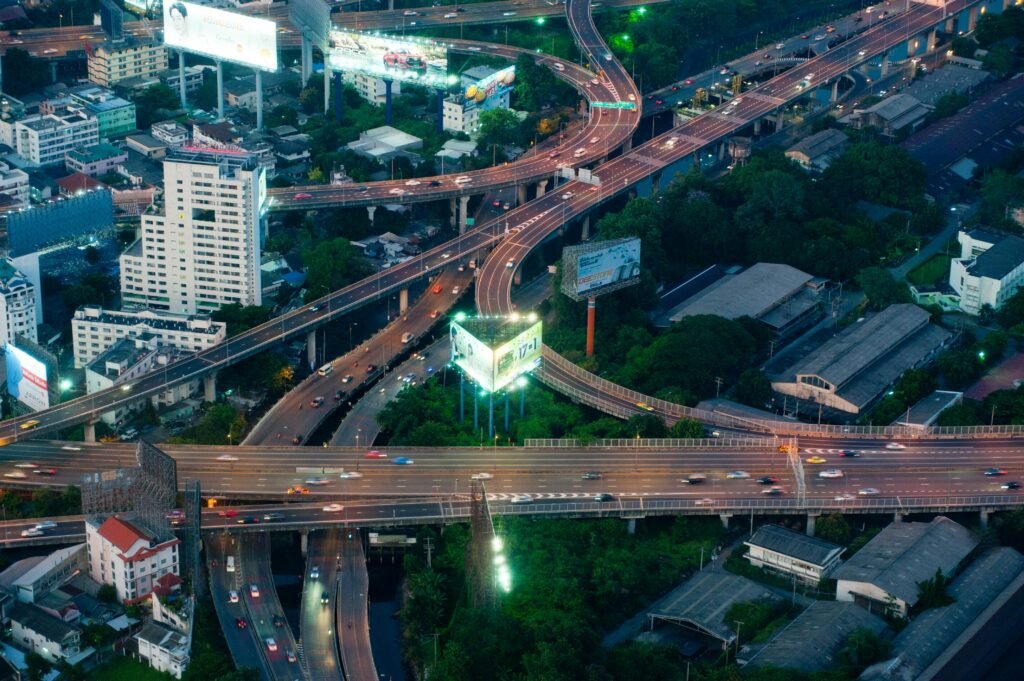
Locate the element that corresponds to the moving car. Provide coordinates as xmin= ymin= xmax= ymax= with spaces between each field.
xmin=510 ymin=494 xmax=533 ymax=504
xmin=365 ymin=450 xmax=387 ymax=459
xmin=757 ymin=476 xmax=780 ymax=485
xmin=20 ymin=528 xmax=44 ymax=537
xmin=985 ymin=468 xmax=1009 ymax=476
xmin=432 ymin=284 xmax=443 ymax=294
xmin=294 ymin=193 xmax=312 ymax=200
xmin=334 ymin=390 xmax=345 ymax=401
xmin=885 ymin=442 xmax=906 ymax=450
xmin=229 ymin=591 xmax=239 ymax=603
xmin=818 ymin=469 xmax=844 ymax=478
xmin=323 ymin=504 xmax=344 ymax=512
xmin=250 ymin=584 xmax=260 ymax=597
xmin=726 ymin=471 xmax=749 ymax=479
xmin=430 ymin=309 xmax=441 ymax=319
xmin=310 ymin=566 xmax=320 ymax=580
xmin=839 ymin=450 xmax=860 ymax=458
xmin=452 ymin=286 xmax=461 ymax=295
xmin=265 ymin=638 xmax=278 ymax=652
xmin=573 ymin=148 xmax=586 ymax=158
xmin=291 ymin=434 xmax=303 ymax=445
xmin=61 ymin=445 xmax=81 ymax=451
xmin=263 ymin=512 xmax=283 ymax=522
xmin=273 ymin=615 xmax=285 ymax=628
xmin=594 ymin=493 xmax=615 ymax=502
xmin=589 ymin=136 xmax=600 ymax=144
xmin=341 ymin=375 xmax=354 ymax=383
xmin=806 ymin=456 xmax=827 ymax=464
xmin=834 ymin=493 xmax=855 ymax=501
xmin=4 ymin=471 xmax=26 ymax=479
xmin=236 ymin=617 xmax=248 ymax=629
xmin=310 ymin=396 xmax=325 ymax=407
xmin=35 ymin=521 xmax=58 ymax=530
xmin=471 ymin=472 xmax=493 ymax=480
xmin=858 ymin=488 xmax=880 ymax=496
xmin=33 ymin=468 xmax=57 ymax=476
xmin=1002 ymin=481 xmax=1022 ymax=490
xmin=506 ymin=259 xmax=515 ymax=269
xmin=287 ymin=651 xmax=298 ymax=663
xmin=338 ymin=471 xmax=363 ymax=480
xmin=454 ymin=176 xmax=471 ymax=184
xmin=287 ymin=485 xmax=309 ymax=495
xmin=635 ymin=402 xmax=655 ymax=412
xmin=393 ymin=457 xmax=415 ymax=465
xmin=684 ymin=474 xmax=707 ymax=484
xmin=305 ymin=477 xmax=331 ymax=486
xmin=321 ymin=591 xmax=330 ymax=606
xmin=217 ymin=454 xmax=239 ymax=462
xmin=581 ymin=472 xmax=602 ymax=480
xmin=762 ymin=486 xmax=785 ymax=495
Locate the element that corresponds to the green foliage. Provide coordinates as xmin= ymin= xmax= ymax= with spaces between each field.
xmin=915 ymin=567 xmax=954 ymax=612
xmin=855 ymin=267 xmax=912 ymax=310
xmin=735 ymin=369 xmax=772 ymax=409
xmin=1 ymin=49 xmax=49 ymax=97
xmin=302 ymin=237 xmax=373 ymax=303
xmin=670 ymin=417 xmax=706 ymax=438
xmin=868 ymin=368 xmax=936 ymax=426
xmin=997 ymin=286 xmax=1024 ymax=329
xmin=822 ymin=142 xmax=927 ymax=209
xmin=931 ymin=91 xmax=968 ymax=120
xmin=29 ymin=487 xmax=81 ymax=517
xmin=513 ymin=52 xmax=577 ymax=111
xmin=168 ymin=404 xmax=245 ymax=446
xmin=836 ymin=628 xmax=892 ymax=675
xmin=725 ymin=599 xmax=796 ymax=643
xmin=133 ymin=83 xmax=180 ymax=129
xmin=97 ymin=583 xmax=119 ymax=604
xmin=937 ymin=401 xmax=983 ymax=426
xmin=605 ymin=642 xmax=686 ymax=681
xmin=993 ymin=509 xmax=1024 ymax=551
xmin=478 ymin=108 xmax=522 ymax=147
xmin=976 ymin=6 xmax=1024 ymax=46
xmin=220 ymin=351 xmax=294 ymax=398
xmin=181 ymin=600 xmax=255 ymax=681
xmin=211 ymin=304 xmax=271 ymax=337
xmin=906 ymin=254 xmax=952 ymax=287
xmin=979 ymin=170 xmax=1024 ymax=227
xmin=24 ymin=652 xmax=52 ymax=681
xmin=936 ymin=349 xmax=983 ymax=390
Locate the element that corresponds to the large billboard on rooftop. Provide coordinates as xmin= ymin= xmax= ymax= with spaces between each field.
xmin=163 ymin=1 xmax=278 ymax=72
xmin=328 ymin=31 xmax=449 ymax=88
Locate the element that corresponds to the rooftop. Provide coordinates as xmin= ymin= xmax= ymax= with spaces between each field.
xmin=66 ymin=143 xmax=127 ymax=165
xmin=893 ymin=389 xmax=962 ymax=427
xmin=135 ymin=619 xmax=188 ymax=655
xmin=454 ymin=315 xmax=538 ymax=349
xmin=95 ymin=515 xmax=154 ymax=553
xmin=12 ymin=544 xmax=86 ymax=591
xmin=786 ymin=128 xmax=849 ymax=161
xmin=833 ymin=516 xmax=979 ymax=605
xmin=649 ymin=571 xmax=781 ymax=644
xmin=746 ymin=525 xmax=843 ymax=567
xmin=864 ymin=94 xmax=931 ymax=129
xmin=746 ymin=601 xmax=886 ymax=672
xmin=669 ymin=262 xmax=816 ymax=324
xmin=901 ymin=63 xmax=990 ymax=107
xmin=966 ymin=234 xmax=1024 ymax=279
xmin=73 ymin=305 xmax=223 ymax=335
xmin=57 ymin=173 xmax=106 ymax=195
xmin=194 ymin=121 xmax=242 ymax=144
xmin=87 ymin=337 xmax=155 ymax=378
xmin=10 ymin=601 xmax=79 ymax=643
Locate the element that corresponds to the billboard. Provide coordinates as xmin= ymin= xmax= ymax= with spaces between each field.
xmin=163 ymin=1 xmax=278 ymax=72
xmin=450 ymin=319 xmax=542 ymax=393
xmin=561 ymin=237 xmax=641 ymax=300
xmin=462 ymin=66 xmax=515 ymax=112
xmin=328 ymin=30 xmax=449 ymax=88
xmin=6 ymin=344 xmax=49 ymax=412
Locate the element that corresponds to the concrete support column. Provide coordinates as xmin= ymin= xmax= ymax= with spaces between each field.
xmin=513 ymin=268 xmax=522 ymax=286
xmin=334 ymin=71 xmax=343 ymax=124
xmin=216 ymin=61 xmax=225 ymax=120
xmin=458 ymin=195 xmax=470 ymax=234
xmin=622 ymin=137 xmax=632 ymax=152
xmin=807 ymin=512 xmax=819 ymax=537
xmin=203 ymin=372 xmax=217 ymax=403
xmin=449 ymin=197 xmax=457 ymax=227
xmin=927 ymin=28 xmax=938 ymax=52
xmin=367 ymin=205 xmax=377 ymax=225
xmin=178 ymin=49 xmax=187 ymax=108
xmin=384 ymin=79 xmax=394 ymax=126
xmin=719 ymin=513 xmax=733 ymax=530
xmin=399 ymin=288 xmax=409 ymax=314
xmin=388 ymin=0 xmax=394 ymax=8
xmin=894 ymin=511 xmax=904 ymax=523
xmin=255 ymin=70 xmax=264 ymax=131
xmin=300 ymin=530 xmax=309 ymax=557
xmin=49 ymin=61 xmax=57 ymax=83
xmin=775 ymin=108 xmax=784 ymax=131
xmin=84 ymin=419 xmax=98 ymax=443
xmin=980 ymin=508 xmax=991 ymax=530
xmin=307 ymin=330 xmax=317 ymax=369
xmin=626 ymin=518 xmax=636 ymax=535
xmin=754 ymin=117 xmax=762 ymax=136
xmin=324 ymin=57 xmax=331 ymax=113
xmin=300 ymin=36 xmax=311 ymax=83
xmin=968 ymin=6 xmax=978 ymax=32
xmin=581 ymin=214 xmax=591 ymax=241
xmin=436 ymin=88 xmax=446 ymax=135
xmin=536 ymin=179 xmax=547 ymax=197
xmin=517 ymin=184 xmax=527 ymax=206
xmin=880 ymin=51 xmax=890 ymax=77
xmin=718 ymin=141 xmax=727 ymax=160
xmin=831 ymin=79 xmax=840 ymax=103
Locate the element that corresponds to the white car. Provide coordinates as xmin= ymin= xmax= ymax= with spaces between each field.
xmin=229 ymin=590 xmax=239 ymax=603
xmin=60 ymin=445 xmax=82 ymax=451
xmin=510 ymin=494 xmax=533 ymax=504
xmin=35 ymin=521 xmax=58 ymax=530
xmin=858 ymin=488 xmax=880 ymax=496
xmin=305 ymin=477 xmax=331 ymax=486
xmin=322 ymin=503 xmax=344 ymax=512
xmin=310 ymin=566 xmax=320 ymax=580
xmin=265 ymin=638 xmax=278 ymax=652
xmin=388 ymin=188 xmax=405 ymax=195
xmin=573 ymin=148 xmax=586 ymax=158
xmin=561 ymin=192 xmax=574 ymax=200
xmin=819 ymin=469 xmax=844 ymax=479
xmin=471 ymin=473 xmax=493 ymax=480
xmin=217 ymin=454 xmax=239 ymax=462
xmin=834 ymin=493 xmax=855 ymax=501
xmin=775 ymin=42 xmax=786 ymax=49
xmin=20 ymin=528 xmax=44 ymax=537
xmin=454 ymin=176 xmax=471 ymax=184
xmin=885 ymin=442 xmax=906 ymax=450
xmin=726 ymin=471 xmax=749 ymax=479
xmin=4 ymin=471 xmax=26 ymax=479
xmin=628 ymin=93 xmax=636 ymax=101
xmin=250 ymin=584 xmax=260 ymax=597
xmin=405 ymin=180 xmax=421 ymax=186
xmin=452 ymin=286 xmax=461 ymax=295
xmin=506 ymin=259 xmax=515 ymax=269
xmin=338 ymin=471 xmax=363 ymax=480
xmin=589 ymin=136 xmax=600 ymax=144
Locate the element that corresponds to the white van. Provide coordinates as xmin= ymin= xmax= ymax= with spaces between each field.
xmin=317 ymin=363 xmax=333 ymax=377
xmin=226 ymin=556 xmax=235 ymax=573
xmin=401 ymin=333 xmax=414 ymax=344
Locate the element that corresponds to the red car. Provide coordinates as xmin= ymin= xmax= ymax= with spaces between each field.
xmin=432 ymin=284 xmax=442 ymax=294
xmin=218 ymin=509 xmax=239 ymax=518
xmin=236 ymin=618 xmax=247 ymax=629
xmin=383 ymin=49 xmax=426 ymax=72
xmin=655 ymin=99 xmax=663 ymax=105
xmin=364 ymin=450 xmax=387 ymax=459
xmin=33 ymin=468 xmax=57 ymax=476
xmin=294 ymin=193 xmax=312 ymax=200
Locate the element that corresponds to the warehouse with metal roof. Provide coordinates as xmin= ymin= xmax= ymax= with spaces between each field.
xmin=745 ymin=525 xmax=844 ymax=584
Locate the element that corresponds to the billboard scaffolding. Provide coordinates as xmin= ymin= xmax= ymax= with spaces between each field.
xmin=560 ymin=237 xmax=642 ymax=357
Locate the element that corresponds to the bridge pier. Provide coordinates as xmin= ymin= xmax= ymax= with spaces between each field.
xmin=366 ymin=205 xmax=377 ymax=225
xmin=894 ymin=511 xmax=904 ymax=524
xmin=831 ymin=79 xmax=840 ymax=103
xmin=806 ymin=512 xmax=819 ymax=537
xmin=754 ymin=117 xmax=762 ymax=136
xmin=458 ymin=195 xmax=471 ymax=234
xmin=84 ymin=419 xmax=98 ymax=443
xmin=324 ymin=56 xmax=331 ymax=113
xmin=719 ymin=513 xmax=732 ymax=530
xmin=203 ymin=372 xmax=217 ymax=403
xmin=880 ymin=51 xmax=890 ymax=77
xmin=980 ymin=508 xmax=992 ymax=530
xmin=626 ymin=518 xmax=636 ymax=535
xmin=536 ymin=179 xmax=548 ymax=197
xmin=968 ymin=6 xmax=979 ymax=32
xmin=622 ymin=137 xmax=632 ymax=153
xmin=927 ymin=28 xmax=938 ymax=53
xmin=717 ymin=140 xmax=727 ymax=161
xmin=178 ymin=49 xmax=187 ymax=108
xmin=216 ymin=60 xmax=225 ymax=120
xmin=399 ymin=288 xmax=409 ymax=314
xmin=581 ymin=214 xmax=590 ymax=241
xmin=513 ymin=267 xmax=522 ymax=286
xmin=449 ymin=197 xmax=457 ymax=227
xmin=517 ymin=184 xmax=527 ymax=206
xmin=301 ymin=35 xmax=311 ymax=84
xmin=775 ymin=108 xmax=784 ymax=131
xmin=306 ymin=330 xmax=317 ymax=369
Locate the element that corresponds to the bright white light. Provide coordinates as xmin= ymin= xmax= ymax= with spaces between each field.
xmin=491 ymin=536 xmax=504 ymax=552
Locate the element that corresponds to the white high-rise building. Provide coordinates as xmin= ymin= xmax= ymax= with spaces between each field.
xmin=120 ymin=148 xmax=266 ymax=314
xmin=0 ymin=259 xmax=37 ymax=346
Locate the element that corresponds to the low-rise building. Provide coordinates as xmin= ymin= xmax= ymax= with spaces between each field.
xmin=135 ymin=620 xmax=190 ymax=678
xmin=151 ymin=121 xmax=189 ymax=147
xmin=87 ymin=38 xmax=169 ymax=88
xmin=3 ymin=545 xmax=88 ymax=604
xmin=72 ymin=304 xmax=226 ymax=368
xmin=9 ymin=601 xmax=84 ymax=663
xmin=0 ymin=259 xmax=38 ymax=347
xmin=161 ymin=66 xmax=204 ymax=97
xmin=949 ymin=228 xmax=1024 ymax=314
xmin=85 ymin=516 xmax=180 ymax=605
xmin=67 ymin=85 xmax=136 ymax=139
xmin=125 ymin=134 xmax=168 ymax=160
xmin=0 ymin=160 xmax=29 ymax=210
xmin=343 ymin=71 xmax=400 ymax=105
xmin=744 ymin=525 xmax=844 ymax=584
xmin=833 ymin=516 xmax=979 ymax=617
xmin=852 ymin=94 xmax=932 ymax=138
xmin=771 ymin=304 xmax=952 ymax=415
xmin=192 ymin=122 xmax=243 ymax=150
xmin=890 ymin=389 xmax=963 ymax=429
xmin=64 ymin=143 xmax=127 ymax=177
xmin=785 ymin=128 xmax=848 ymax=172
xmin=13 ymin=108 xmax=99 ymax=167
xmin=224 ymin=79 xmax=258 ymax=109
xmin=347 ymin=125 xmax=423 ymax=165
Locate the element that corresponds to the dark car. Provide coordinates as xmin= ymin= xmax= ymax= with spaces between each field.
xmin=366 ymin=364 xmax=377 ymax=373
xmin=291 ymin=434 xmax=303 ymax=445
xmin=273 ymin=615 xmax=285 ymax=628
xmin=581 ymin=472 xmax=602 ymax=480
xmin=839 ymin=450 xmax=860 ymax=457
xmin=321 ymin=591 xmax=330 ymax=606
xmin=236 ymin=617 xmax=247 ymax=629
xmin=985 ymin=467 xmax=1009 ymax=476
xmin=594 ymin=493 xmax=614 ymax=502
xmin=334 ymin=390 xmax=345 ymax=401
xmin=429 ymin=180 xmax=441 ymax=186
xmin=685 ymin=474 xmax=707 ymax=484
xmin=1002 ymin=481 xmax=1022 ymax=490
xmin=757 ymin=476 xmax=780 ymax=485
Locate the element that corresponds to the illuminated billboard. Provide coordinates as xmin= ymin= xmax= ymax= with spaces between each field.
xmin=5 ymin=344 xmax=49 ymax=412
xmin=561 ymin=237 xmax=641 ymax=300
xmin=450 ymin=317 xmax=542 ymax=393
xmin=123 ymin=0 xmax=156 ymax=17
xmin=462 ymin=66 xmax=515 ymax=112
xmin=163 ymin=1 xmax=278 ymax=72
xmin=328 ymin=31 xmax=449 ymax=87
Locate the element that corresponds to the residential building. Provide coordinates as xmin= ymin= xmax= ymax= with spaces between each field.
xmin=668 ymin=262 xmax=825 ymax=338
xmin=442 ymin=65 xmax=513 ymax=133
xmin=0 ymin=160 xmax=30 ymax=210
xmin=347 ymin=125 xmax=423 ymax=165
xmin=852 ymin=93 xmax=932 ymax=138
xmin=64 ymin=142 xmax=128 ymax=177
xmin=833 ymin=516 xmax=979 ymax=617
xmin=67 ymin=85 xmax=136 ymax=139
xmin=56 ymin=173 xmax=106 ymax=197
xmin=4 ymin=545 xmax=88 ymax=604
xmin=120 ymin=148 xmax=266 ymax=313
xmin=9 ymin=601 xmax=84 ymax=662
xmin=161 ymin=66 xmax=204 ymax=96
xmin=949 ymin=228 xmax=1024 ymax=314
xmin=85 ymin=515 xmax=180 ymax=604
xmin=0 ymin=259 xmax=37 ymax=347
xmin=785 ymin=129 xmax=848 ymax=172
xmin=744 ymin=525 xmax=844 ymax=584
xmin=14 ymin=109 xmax=99 ymax=167
xmin=224 ymin=79 xmax=258 ymax=109
xmin=151 ymin=121 xmax=189 ymax=147
xmin=435 ymin=138 xmax=477 ymax=173
xmin=125 ymin=134 xmax=168 ymax=159
xmin=343 ymin=71 xmax=400 ymax=105
xmin=771 ymin=304 xmax=952 ymax=415
xmin=136 ymin=620 xmax=190 ymax=679
xmin=192 ymin=122 xmax=242 ymax=150
xmin=72 ymin=304 xmax=226 ymax=368
xmin=87 ymin=39 xmax=169 ymax=88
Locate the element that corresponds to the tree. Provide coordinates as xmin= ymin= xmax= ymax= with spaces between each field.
xmin=937 ymin=349 xmax=982 ymax=389
xmin=1 ymin=49 xmax=49 ymax=97
xmin=815 ymin=513 xmax=852 ymax=545
xmin=670 ymin=418 xmax=705 ymax=438
xmin=302 ymin=237 xmax=370 ymax=302
xmin=133 ymin=83 xmax=180 ymax=129
xmin=211 ymin=304 xmax=271 ymax=337
xmin=855 ymin=267 xmax=911 ymax=309
xmin=838 ymin=628 xmax=891 ymax=674
xmin=823 ymin=142 xmax=927 ymax=208
xmin=83 ymin=245 xmax=100 ymax=265
xmin=979 ymin=169 xmax=1024 ymax=226
xmin=478 ymin=108 xmax=521 ymax=147
xmin=307 ymin=166 xmax=325 ymax=184
xmin=735 ymin=369 xmax=772 ymax=409
xmin=24 ymin=652 xmax=51 ymax=681
xmin=97 ymin=583 xmax=119 ymax=603
xmin=916 ymin=567 xmax=954 ymax=610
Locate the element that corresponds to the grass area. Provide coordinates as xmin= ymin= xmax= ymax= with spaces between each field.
xmin=907 ymin=253 xmax=951 ymax=287
xmin=92 ymin=656 xmax=173 ymax=681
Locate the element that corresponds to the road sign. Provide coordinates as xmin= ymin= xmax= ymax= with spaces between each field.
xmin=592 ymin=101 xmax=637 ymax=110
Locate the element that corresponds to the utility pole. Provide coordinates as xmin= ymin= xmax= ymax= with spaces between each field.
xmin=734 ymin=620 xmax=744 ymax=662
xmin=714 ymin=376 xmax=724 ymax=399
xmin=425 ymin=536 xmax=434 ymax=569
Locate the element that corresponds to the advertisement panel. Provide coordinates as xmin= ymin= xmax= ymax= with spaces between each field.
xmin=450 ymin=321 xmax=494 ymax=390
xmin=570 ymin=237 xmax=641 ymax=297
xmin=5 ymin=344 xmax=49 ymax=412
xmin=492 ymin=320 xmax=542 ymax=393
xmin=328 ymin=30 xmax=449 ymax=88
xmin=462 ymin=65 xmax=516 ymax=112
xmin=163 ymin=1 xmax=278 ymax=72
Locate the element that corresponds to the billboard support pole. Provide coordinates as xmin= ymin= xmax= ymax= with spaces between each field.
xmin=384 ymin=79 xmax=394 ymax=126
xmin=460 ymin=370 xmax=464 ymax=423
xmin=504 ymin=392 xmax=509 ymax=432
xmin=301 ymin=35 xmax=311 ymax=83
xmin=324 ymin=60 xmax=330 ymax=113
xmin=216 ymin=60 xmax=224 ymax=120
xmin=334 ymin=71 xmax=343 ymax=124
xmin=255 ymin=69 xmax=264 ymax=130
xmin=520 ymin=385 xmax=525 ymax=418
xmin=473 ymin=386 xmax=479 ymax=431
xmin=488 ymin=392 xmax=494 ymax=440
xmin=586 ymin=298 xmax=596 ymax=357
xmin=436 ymin=88 xmax=445 ymax=135
xmin=178 ymin=49 xmax=187 ymax=109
